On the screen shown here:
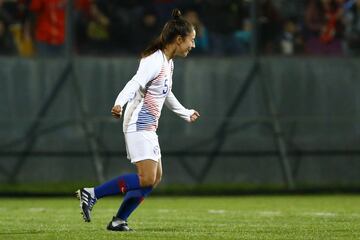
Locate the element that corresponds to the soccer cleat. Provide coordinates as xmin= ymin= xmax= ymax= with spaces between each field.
xmin=106 ymin=216 xmax=133 ymax=231
xmin=76 ymin=188 xmax=97 ymax=222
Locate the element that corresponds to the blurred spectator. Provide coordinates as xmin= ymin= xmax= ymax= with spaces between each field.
xmin=303 ymin=0 xmax=344 ymax=56
xmin=12 ymin=0 xmax=35 ymax=57
xmin=9 ymin=21 xmax=34 ymax=57
xmin=258 ymin=0 xmax=283 ymax=54
xmin=130 ymin=8 xmax=161 ymax=54
xmin=184 ymin=8 xmax=209 ymax=54
xmin=74 ymin=0 xmax=92 ymax=53
xmin=320 ymin=0 xmax=344 ymax=44
xmin=0 ymin=0 xmax=34 ymax=56
xmin=201 ymin=0 xmax=245 ymax=56
xmin=343 ymin=0 xmax=360 ymax=55
xmin=87 ymin=3 xmax=110 ymax=41
xmin=75 ymin=0 xmax=112 ymax=54
xmin=0 ymin=0 xmax=16 ymax=55
xmin=280 ymin=17 xmax=304 ymax=55
xmin=29 ymin=0 xmax=66 ymax=57
xmin=2 ymin=0 xmax=360 ymax=57
xmin=91 ymin=0 xmax=145 ymax=54
xmin=234 ymin=18 xmax=252 ymax=54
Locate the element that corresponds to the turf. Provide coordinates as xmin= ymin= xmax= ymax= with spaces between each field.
xmin=0 ymin=195 xmax=359 ymax=239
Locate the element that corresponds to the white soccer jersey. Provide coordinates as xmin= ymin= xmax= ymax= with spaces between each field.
xmin=114 ymin=50 xmax=194 ymax=133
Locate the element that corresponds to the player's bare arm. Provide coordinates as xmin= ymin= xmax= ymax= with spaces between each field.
xmin=111 ymin=105 xmax=122 ymax=119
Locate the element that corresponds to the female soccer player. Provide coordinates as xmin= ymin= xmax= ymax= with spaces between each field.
xmin=76 ymin=9 xmax=200 ymax=231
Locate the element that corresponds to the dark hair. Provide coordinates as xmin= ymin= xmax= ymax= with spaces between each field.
xmin=141 ymin=9 xmax=194 ymax=57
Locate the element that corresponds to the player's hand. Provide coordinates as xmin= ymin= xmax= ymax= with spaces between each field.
xmin=111 ymin=105 xmax=122 ymax=119
xmin=190 ymin=110 xmax=200 ymax=123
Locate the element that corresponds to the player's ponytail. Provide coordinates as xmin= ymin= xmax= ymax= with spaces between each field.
xmin=141 ymin=8 xmax=194 ymax=58
xmin=141 ymin=37 xmax=164 ymax=58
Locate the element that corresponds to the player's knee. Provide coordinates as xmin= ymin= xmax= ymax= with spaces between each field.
xmin=154 ymin=175 xmax=162 ymax=188
xmin=156 ymin=171 xmax=162 ymax=184
xmin=139 ymin=174 xmax=156 ymax=187
xmin=156 ymin=174 xmax=162 ymax=184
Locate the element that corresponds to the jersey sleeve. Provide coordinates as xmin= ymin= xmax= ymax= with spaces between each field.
xmin=114 ymin=80 xmax=141 ymax=107
xmin=132 ymin=52 xmax=162 ymax=88
xmin=165 ymin=91 xmax=194 ymax=122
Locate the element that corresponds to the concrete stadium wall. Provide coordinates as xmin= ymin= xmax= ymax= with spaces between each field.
xmin=0 ymin=56 xmax=359 ymax=188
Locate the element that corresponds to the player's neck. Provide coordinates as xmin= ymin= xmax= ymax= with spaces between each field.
xmin=163 ymin=46 xmax=175 ymax=61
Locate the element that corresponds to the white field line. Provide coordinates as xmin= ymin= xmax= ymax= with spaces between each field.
xmin=350 ymin=213 xmax=360 ymax=217
xmin=302 ymin=212 xmax=337 ymax=217
xmin=28 ymin=208 xmax=46 ymax=212
xmin=157 ymin=209 xmax=178 ymax=213
xmin=208 ymin=209 xmax=226 ymax=214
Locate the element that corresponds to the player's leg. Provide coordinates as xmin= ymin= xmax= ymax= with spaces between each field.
xmin=136 ymin=159 xmax=158 ymax=187
xmin=90 ymin=135 xmax=159 ymax=200
xmin=76 ymin=133 xmax=159 ymax=223
xmin=154 ymin=158 xmax=163 ymax=188
xmin=107 ymin=159 xmax=158 ymax=231
xmin=76 ymin=171 xmax=146 ymax=222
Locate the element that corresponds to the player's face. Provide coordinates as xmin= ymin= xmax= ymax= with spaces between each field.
xmin=176 ymin=29 xmax=196 ymax=57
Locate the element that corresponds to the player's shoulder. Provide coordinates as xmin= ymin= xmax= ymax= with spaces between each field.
xmin=140 ymin=50 xmax=163 ymax=65
xmin=139 ymin=50 xmax=164 ymax=75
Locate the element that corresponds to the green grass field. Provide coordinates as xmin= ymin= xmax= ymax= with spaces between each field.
xmin=0 ymin=195 xmax=359 ymax=239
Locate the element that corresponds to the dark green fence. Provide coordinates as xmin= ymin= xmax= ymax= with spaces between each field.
xmin=0 ymin=56 xmax=359 ymax=189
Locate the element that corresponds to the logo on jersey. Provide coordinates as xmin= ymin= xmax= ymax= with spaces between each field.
xmin=153 ymin=146 xmax=160 ymax=156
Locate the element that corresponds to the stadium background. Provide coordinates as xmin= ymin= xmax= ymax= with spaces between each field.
xmin=0 ymin=0 xmax=360 ymax=194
